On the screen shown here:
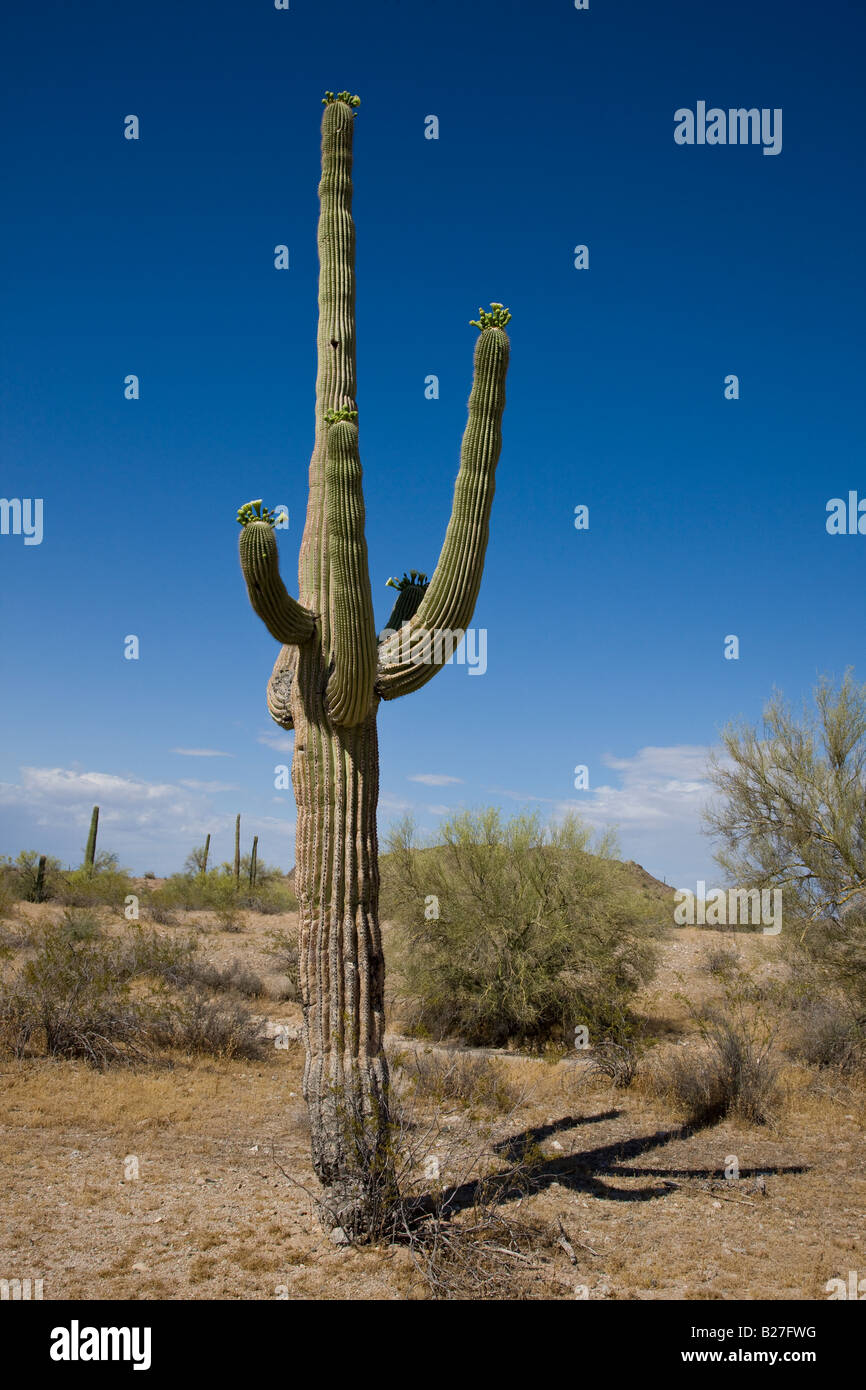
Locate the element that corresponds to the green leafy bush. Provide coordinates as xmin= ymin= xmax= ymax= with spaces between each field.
xmin=147 ymin=867 xmax=297 ymax=918
xmin=381 ymin=809 xmax=659 ymax=1049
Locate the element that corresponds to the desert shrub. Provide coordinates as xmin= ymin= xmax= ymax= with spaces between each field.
xmin=0 ymin=919 xmax=259 ymax=1065
xmin=0 ymin=931 xmax=155 ymax=1066
xmin=785 ymin=995 xmax=864 ymax=1072
xmin=148 ymin=868 xmax=296 ymax=919
xmin=705 ymin=672 xmax=866 ymax=1018
xmin=661 ymin=993 xmax=780 ymax=1126
xmin=57 ymin=854 xmax=136 ymax=909
xmin=791 ymin=910 xmax=866 ymax=1021
xmin=58 ymin=907 xmax=102 ymax=942
xmin=0 ymin=874 xmax=17 ymax=923
xmin=183 ymin=957 xmax=264 ymax=998
xmin=146 ymin=899 xmax=178 ymax=926
xmin=381 ymin=809 xmax=659 ymax=1049
xmin=402 ymin=1051 xmax=517 ymax=1112
xmin=158 ymin=987 xmax=265 ymax=1060
xmin=701 ymin=944 xmax=743 ymax=981
xmin=263 ymin=927 xmax=300 ymax=998
xmin=114 ymin=927 xmax=198 ymax=984
xmin=588 ymin=1034 xmax=641 ymax=1089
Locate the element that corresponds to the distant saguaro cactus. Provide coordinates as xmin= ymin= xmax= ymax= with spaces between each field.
xmin=34 ymin=854 xmax=47 ymax=903
xmin=233 ymin=815 xmax=241 ymax=889
xmin=84 ymin=806 xmax=99 ymax=875
xmin=201 ymin=833 xmax=211 ymax=877
xmin=249 ymin=835 xmax=259 ymax=888
xmin=237 ymin=91 xmax=510 ymax=1235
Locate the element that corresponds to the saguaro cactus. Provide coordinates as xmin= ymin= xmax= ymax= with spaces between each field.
xmin=237 ymin=91 xmax=510 ymax=1234
xmin=249 ymin=835 xmax=259 ymax=888
xmin=84 ymin=806 xmax=99 ymax=874
xmin=34 ymin=854 xmax=47 ymax=903
xmin=233 ymin=814 xmax=241 ymax=889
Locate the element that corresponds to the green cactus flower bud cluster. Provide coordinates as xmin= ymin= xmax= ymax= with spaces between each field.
xmin=382 ymin=570 xmax=431 ymax=633
xmin=385 ymin=570 xmax=429 ymax=592
xmin=322 ymin=90 xmax=361 ymax=110
xmin=324 ymin=407 xmax=359 ymax=424
xmin=469 ymin=302 xmax=512 ymax=331
xmin=237 ymin=498 xmax=277 ymax=527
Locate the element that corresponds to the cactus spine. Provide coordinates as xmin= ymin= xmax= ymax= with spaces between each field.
xmin=237 ymin=93 xmax=510 ymax=1235
xmin=84 ymin=806 xmax=99 ymax=875
xmin=249 ymin=835 xmax=259 ymax=888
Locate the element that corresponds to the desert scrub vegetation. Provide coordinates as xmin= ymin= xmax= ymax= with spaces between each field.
xmin=654 ymin=976 xmax=781 ymax=1126
xmin=1 ymin=848 xmax=137 ymax=911
xmin=397 ymin=1050 xmax=519 ymax=1112
xmin=705 ymin=670 xmax=866 ymax=1068
xmin=381 ymin=809 xmax=660 ymax=1049
xmin=0 ymin=918 xmax=266 ymax=1066
xmin=0 ymin=850 xmax=65 ymax=903
xmin=262 ymin=926 xmax=301 ymax=999
xmin=147 ymin=862 xmax=297 ymax=920
xmin=57 ymin=853 xmax=138 ymax=908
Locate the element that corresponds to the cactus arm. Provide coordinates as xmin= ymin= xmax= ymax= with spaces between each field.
xmin=298 ymin=96 xmax=359 ymax=628
xmin=376 ymin=315 xmax=510 ymax=700
xmin=379 ymin=571 xmax=429 ymax=637
xmin=324 ymin=416 xmax=377 ymax=726
xmin=239 ymin=512 xmax=316 ymax=646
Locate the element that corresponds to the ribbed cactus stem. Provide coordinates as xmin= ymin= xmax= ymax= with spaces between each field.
xmin=201 ymin=834 xmax=210 ymax=877
xmin=249 ymin=835 xmax=259 ymax=888
xmin=84 ymin=806 xmax=99 ymax=875
xmin=35 ymin=854 xmax=47 ymax=903
xmin=233 ymin=814 xmax=241 ymax=889
xmin=239 ymin=520 xmax=316 ymax=645
xmin=325 ymin=419 xmax=376 ymax=725
xmin=377 ymin=322 xmax=509 ymax=699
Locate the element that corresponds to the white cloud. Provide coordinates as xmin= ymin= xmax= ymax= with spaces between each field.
xmin=554 ymin=745 xmax=719 ymax=886
xmin=178 ymin=780 xmax=241 ymax=793
xmin=258 ymin=731 xmax=292 ymax=753
xmin=408 ymin=773 xmax=464 ymax=786
xmin=171 ymin=748 xmax=234 ymax=758
xmin=0 ymin=766 xmax=294 ymax=876
xmin=488 ymin=747 xmax=721 ymax=886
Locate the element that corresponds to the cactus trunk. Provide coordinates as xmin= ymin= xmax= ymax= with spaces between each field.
xmin=201 ymin=833 xmax=210 ymax=877
xmin=249 ymin=835 xmax=258 ymax=888
xmin=233 ymin=815 xmax=241 ymax=889
xmin=237 ymin=92 xmax=510 ymax=1237
xmin=84 ymin=806 xmax=99 ymax=875
xmin=34 ymin=854 xmax=47 ymax=903
xmin=292 ymin=682 xmax=389 ymax=1229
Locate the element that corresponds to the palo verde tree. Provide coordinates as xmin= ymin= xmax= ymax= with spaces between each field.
xmin=705 ymin=672 xmax=866 ymax=1013
xmin=236 ymin=91 xmax=510 ymax=1234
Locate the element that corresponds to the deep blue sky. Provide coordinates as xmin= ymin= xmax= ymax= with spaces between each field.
xmin=1 ymin=0 xmax=864 ymax=885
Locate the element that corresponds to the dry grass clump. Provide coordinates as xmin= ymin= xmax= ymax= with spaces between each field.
xmin=653 ymin=1003 xmax=781 ymax=1126
xmin=398 ymin=1049 xmax=518 ymax=1112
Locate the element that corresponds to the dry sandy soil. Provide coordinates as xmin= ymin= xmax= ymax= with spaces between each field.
xmin=1 ymin=895 xmax=863 ymax=1301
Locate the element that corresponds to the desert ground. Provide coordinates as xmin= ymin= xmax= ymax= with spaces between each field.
xmin=1 ymin=885 xmax=863 ymax=1301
